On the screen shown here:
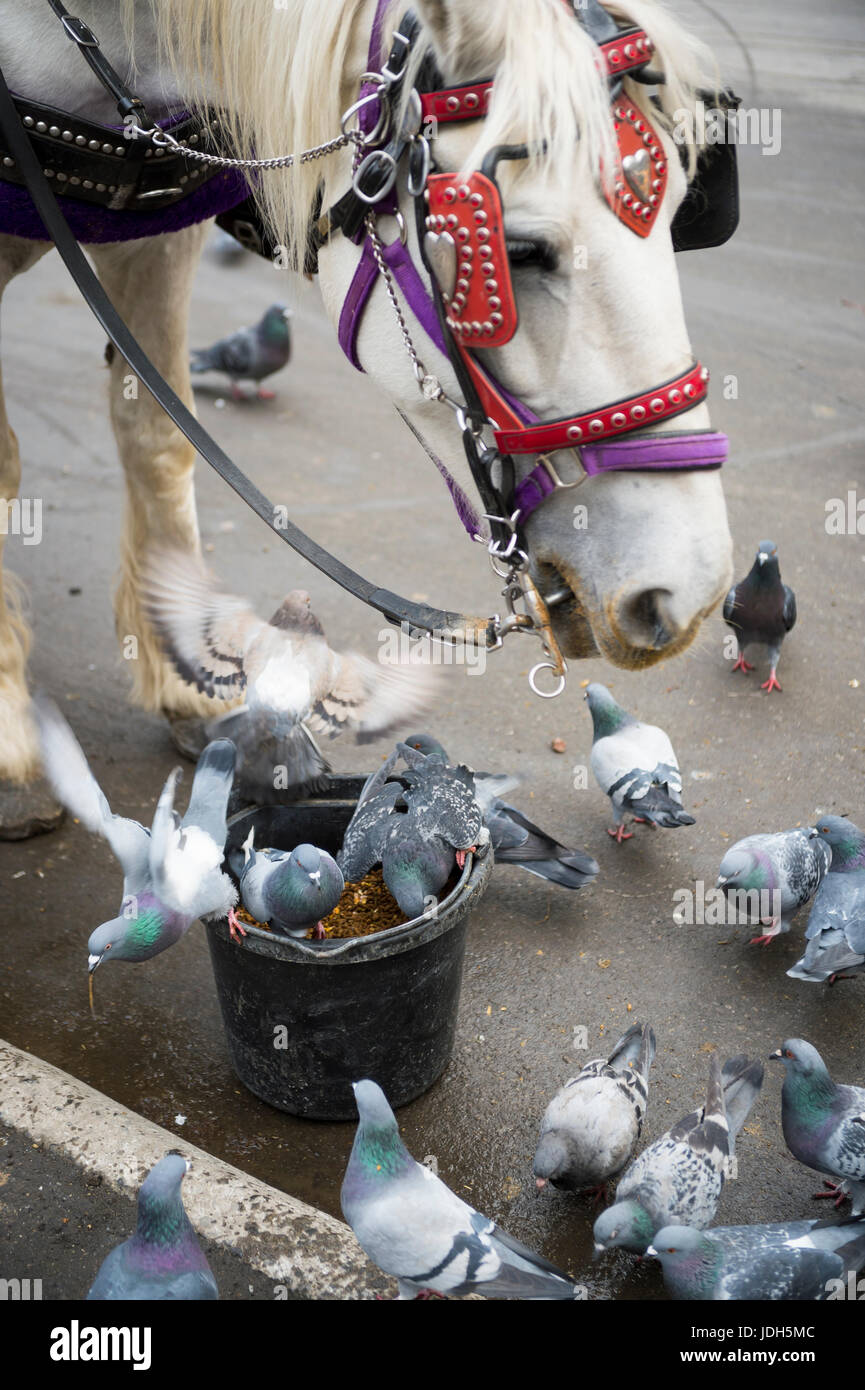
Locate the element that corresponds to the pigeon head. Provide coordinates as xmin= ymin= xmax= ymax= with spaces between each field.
xmin=646 ymin=1225 xmax=720 ymax=1292
xmin=270 ymin=590 xmax=324 ymax=635
xmin=403 ymin=733 xmax=449 ymax=761
xmin=87 ymin=897 xmax=171 ymax=970
xmin=135 ymin=1152 xmax=196 ymax=1248
xmin=756 ymin=540 xmax=778 ymax=564
xmin=532 ymin=1132 xmax=573 ymax=1189
xmin=769 ymin=1038 xmax=830 ymax=1077
xmin=593 ymin=1199 xmax=656 ymax=1255
xmin=716 ymin=847 xmax=763 ymax=892
xmin=260 ymin=302 xmax=291 ymax=340
xmin=584 ymin=683 xmax=631 ymax=738
xmin=749 ymin=539 xmax=781 ymax=583
xmin=292 ymin=842 xmax=326 ymax=884
xmin=349 ymin=1080 xmax=414 ymax=1181
xmin=810 ymin=815 xmax=865 ymax=868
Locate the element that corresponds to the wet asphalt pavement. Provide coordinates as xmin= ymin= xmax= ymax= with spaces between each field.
xmin=1 ymin=0 xmax=864 ymax=1299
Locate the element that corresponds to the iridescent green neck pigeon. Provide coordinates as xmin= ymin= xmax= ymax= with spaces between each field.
xmin=585 ymin=683 xmax=695 ymax=843
xmin=723 ymin=539 xmax=796 ymax=693
xmin=593 ymin=1053 xmax=763 ymax=1255
xmin=87 ymin=1153 xmax=218 ymax=1300
xmin=717 ymin=827 xmax=830 ymax=945
xmin=771 ymin=1038 xmax=865 ymax=1214
xmin=788 ymin=817 xmax=865 ymax=984
xmin=533 ymin=1023 xmax=655 ymax=1195
xmin=400 ymin=734 xmax=599 ymax=890
xmin=341 ymin=1080 xmax=578 ymax=1299
xmin=647 ymin=1216 xmax=865 ymax=1301
xmin=34 ymin=696 xmax=237 ymax=973
xmin=229 ymin=828 xmax=344 ymax=940
xmin=190 ymin=301 xmax=291 ymax=400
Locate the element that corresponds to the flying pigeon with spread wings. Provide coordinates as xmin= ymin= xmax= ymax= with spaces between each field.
xmin=141 ymin=550 xmax=439 ymax=804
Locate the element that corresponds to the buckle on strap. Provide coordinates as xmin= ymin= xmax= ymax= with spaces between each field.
xmin=537 ymin=451 xmax=585 ymax=490
xmin=61 ymin=16 xmax=99 ymax=46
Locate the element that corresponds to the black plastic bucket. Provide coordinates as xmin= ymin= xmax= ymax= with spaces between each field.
xmin=205 ymin=776 xmax=493 ymax=1120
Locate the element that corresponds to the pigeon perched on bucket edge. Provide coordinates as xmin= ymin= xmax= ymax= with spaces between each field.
xmin=228 ymin=828 xmax=344 ymax=941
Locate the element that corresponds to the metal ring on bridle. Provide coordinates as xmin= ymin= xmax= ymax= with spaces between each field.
xmin=406 ymin=132 xmax=431 ymax=197
xmin=529 ymin=661 xmax=567 ymax=699
xmin=352 ymin=148 xmax=398 ymax=204
xmin=340 ymin=80 xmax=390 ymax=147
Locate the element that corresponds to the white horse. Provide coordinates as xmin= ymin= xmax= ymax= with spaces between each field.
xmin=0 ymin=0 xmax=733 ymax=836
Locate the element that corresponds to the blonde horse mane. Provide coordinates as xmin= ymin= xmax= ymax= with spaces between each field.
xmin=143 ymin=0 xmax=717 ymax=271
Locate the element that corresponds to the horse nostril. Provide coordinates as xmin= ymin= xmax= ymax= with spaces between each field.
xmin=618 ymin=589 xmax=676 ymax=649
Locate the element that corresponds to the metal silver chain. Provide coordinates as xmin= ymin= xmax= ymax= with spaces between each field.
xmin=146 ymin=126 xmax=364 ymax=171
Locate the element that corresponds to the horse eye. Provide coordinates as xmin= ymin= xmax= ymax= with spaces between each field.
xmin=506 ymin=238 xmax=558 ymax=272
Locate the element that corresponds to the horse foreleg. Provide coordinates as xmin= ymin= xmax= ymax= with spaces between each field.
xmin=0 ymin=234 xmax=65 ymax=839
xmin=89 ymin=223 xmax=229 ymax=741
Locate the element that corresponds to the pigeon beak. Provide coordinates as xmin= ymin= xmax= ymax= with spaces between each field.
xmin=716 ymin=876 xmax=729 ymax=889
xmin=645 ymin=1245 xmax=658 ymax=1258
xmin=535 ymin=1177 xmax=547 ymax=1191
xmin=87 ymin=953 xmax=102 ymax=974
xmin=757 ymin=552 xmax=768 ymax=565
xmin=592 ymin=1244 xmax=605 ymax=1262
xmin=768 ymin=1048 xmax=784 ymax=1061
xmin=808 ymin=827 xmax=819 ymax=839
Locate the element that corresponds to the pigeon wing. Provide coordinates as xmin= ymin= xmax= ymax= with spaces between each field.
xmin=141 ymin=549 xmax=264 ymax=699
xmin=306 ymin=650 xmax=438 ymax=741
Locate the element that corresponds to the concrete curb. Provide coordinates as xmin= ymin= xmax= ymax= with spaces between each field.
xmin=0 ymin=1039 xmax=389 ymax=1300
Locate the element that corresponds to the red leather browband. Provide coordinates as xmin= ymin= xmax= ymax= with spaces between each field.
xmin=419 ymin=30 xmax=655 ymax=125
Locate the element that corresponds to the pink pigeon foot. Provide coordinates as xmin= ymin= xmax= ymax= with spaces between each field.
xmin=631 ymin=817 xmax=658 ymax=829
xmin=813 ymin=1181 xmax=849 ymax=1208
xmin=731 ymin=653 xmax=754 ymax=673
xmin=607 ymin=825 xmax=634 ymax=843
xmin=230 ymin=382 xmax=248 ymax=401
xmin=228 ymin=907 xmax=247 ymax=944
xmin=312 ymin=920 xmax=326 ymax=941
xmin=256 ymin=386 xmax=276 ymax=400
xmin=761 ymin=669 xmax=782 ymax=693
xmin=455 ymin=846 xmax=477 ymax=869
xmin=415 ymin=1289 xmax=445 ymax=1300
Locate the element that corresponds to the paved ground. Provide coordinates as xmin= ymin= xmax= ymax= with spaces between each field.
xmin=1 ymin=1 xmax=864 ymax=1299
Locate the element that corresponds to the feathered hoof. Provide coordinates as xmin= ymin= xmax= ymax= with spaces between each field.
xmin=0 ymin=775 xmax=65 ymax=841
xmin=162 ymin=710 xmax=209 ymax=762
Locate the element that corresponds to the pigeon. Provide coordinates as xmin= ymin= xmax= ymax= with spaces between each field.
xmin=584 ymin=683 xmax=695 ymax=843
xmin=533 ymin=1023 xmax=655 ymax=1195
xmin=141 ymin=549 xmax=438 ymax=805
xmin=593 ymin=1053 xmax=764 ymax=1255
xmin=34 ymin=696 xmax=238 ymax=970
xmin=341 ymin=1080 xmax=579 ymax=1299
xmin=401 ymin=734 xmax=599 ymax=890
xmin=723 ymin=539 xmax=796 ymax=693
xmin=338 ymin=756 xmax=485 ymax=919
xmin=87 ymin=1153 xmax=218 ymax=1300
xmin=646 ymin=1216 xmax=865 ymax=1301
xmin=771 ymin=1038 xmax=865 ymax=1215
xmin=190 ymin=302 xmax=291 ymax=399
xmin=716 ymin=827 xmax=830 ymax=945
xmin=228 ymin=828 xmax=344 ymax=940
xmin=788 ymin=817 xmax=865 ymax=984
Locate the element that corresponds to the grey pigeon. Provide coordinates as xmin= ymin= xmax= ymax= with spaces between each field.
xmin=228 ymin=829 xmax=344 ymax=940
xmin=771 ymin=1038 xmax=865 ymax=1214
xmin=401 ymin=734 xmax=599 ymax=890
xmin=34 ymin=696 xmax=237 ymax=971
xmin=788 ymin=817 xmax=865 ymax=984
xmin=141 ymin=549 xmax=438 ymax=805
xmin=338 ymin=756 xmax=486 ymax=919
xmin=716 ymin=827 xmax=830 ymax=945
xmin=87 ymin=1153 xmax=218 ymax=1300
xmin=723 ymin=539 xmax=796 ymax=693
xmin=593 ymin=1053 xmax=764 ymax=1255
xmin=585 ymin=683 xmax=695 ymax=843
xmin=646 ymin=1216 xmax=865 ymax=1301
xmin=341 ymin=1080 xmax=579 ymax=1299
xmin=533 ymin=1023 xmax=655 ymax=1195
xmin=190 ymin=301 xmax=291 ymax=399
